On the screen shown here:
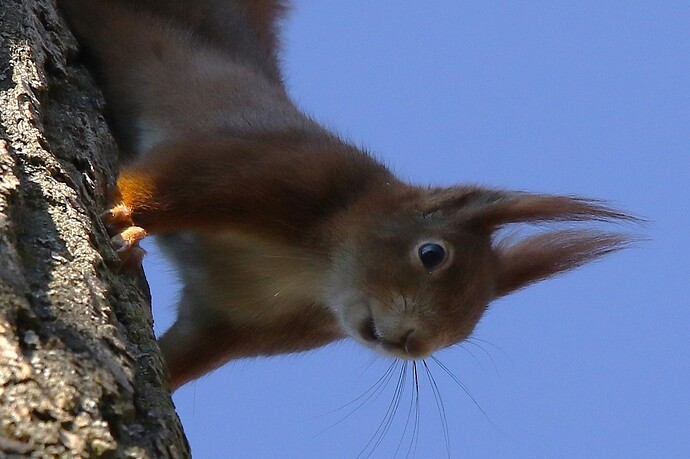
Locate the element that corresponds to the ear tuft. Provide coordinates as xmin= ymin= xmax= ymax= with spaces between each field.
xmin=493 ymin=229 xmax=635 ymax=297
xmin=467 ymin=193 xmax=638 ymax=229
xmin=422 ymin=188 xmax=639 ymax=297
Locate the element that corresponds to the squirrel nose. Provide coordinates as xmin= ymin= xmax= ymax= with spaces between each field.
xmin=358 ymin=318 xmax=422 ymax=357
xmin=380 ymin=328 xmax=417 ymax=355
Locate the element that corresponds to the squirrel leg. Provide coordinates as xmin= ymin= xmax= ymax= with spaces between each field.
xmin=158 ymin=293 xmax=241 ymax=391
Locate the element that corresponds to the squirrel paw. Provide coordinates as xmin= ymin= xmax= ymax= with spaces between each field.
xmin=110 ymin=226 xmax=148 ymax=269
xmin=101 ymin=205 xmax=148 ymax=268
xmin=111 ymin=226 xmax=148 ymax=252
xmin=100 ymin=204 xmax=133 ymax=235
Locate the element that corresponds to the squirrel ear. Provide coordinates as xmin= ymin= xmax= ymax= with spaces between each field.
xmin=421 ymin=188 xmax=636 ymax=296
xmin=465 ymin=193 xmax=633 ymax=228
xmin=457 ymin=191 xmax=636 ymax=297
xmin=422 ymin=189 xmax=631 ymax=225
xmin=420 ymin=187 xmax=506 ymax=217
xmin=492 ymin=230 xmax=631 ymax=297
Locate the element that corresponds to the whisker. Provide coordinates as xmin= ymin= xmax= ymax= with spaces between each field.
xmin=468 ymin=336 xmax=512 ymax=363
xmin=394 ymin=361 xmax=417 ymax=458
xmin=423 ymin=360 xmax=451 ymax=459
xmin=358 ymin=360 xmax=407 ymax=458
xmin=414 ymin=363 xmax=422 ymax=457
xmin=456 ymin=343 xmax=484 ymax=370
xmin=406 ymin=361 xmax=421 ymax=459
xmin=314 ymin=360 xmax=397 ymax=436
xmin=430 ymin=356 xmax=499 ymax=431
xmin=463 ymin=339 xmax=500 ymax=375
xmin=354 ymin=354 xmax=382 ymax=386
xmin=324 ymin=360 xmax=396 ymax=416
xmin=373 ymin=361 xmax=408 ymax=456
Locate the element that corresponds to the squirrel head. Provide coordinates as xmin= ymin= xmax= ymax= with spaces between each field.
xmin=324 ymin=184 xmax=633 ymax=359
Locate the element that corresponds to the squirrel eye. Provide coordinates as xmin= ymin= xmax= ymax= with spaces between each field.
xmin=418 ymin=243 xmax=447 ymax=272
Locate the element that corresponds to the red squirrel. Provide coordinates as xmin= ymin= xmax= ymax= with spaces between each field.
xmin=58 ymin=0 xmax=633 ymax=391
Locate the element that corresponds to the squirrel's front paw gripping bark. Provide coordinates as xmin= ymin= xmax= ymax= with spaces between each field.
xmin=100 ymin=204 xmax=147 ymax=268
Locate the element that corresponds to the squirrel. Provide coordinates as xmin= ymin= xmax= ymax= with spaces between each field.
xmin=57 ymin=0 xmax=634 ymax=391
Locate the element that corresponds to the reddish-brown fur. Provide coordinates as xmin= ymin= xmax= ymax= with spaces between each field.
xmin=118 ymin=0 xmax=287 ymax=79
xmin=59 ymin=0 xmax=635 ymax=391
xmin=117 ymin=133 xmax=393 ymax=240
xmin=159 ymin=303 xmax=342 ymax=386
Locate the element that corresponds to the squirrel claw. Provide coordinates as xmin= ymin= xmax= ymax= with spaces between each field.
xmin=111 ymin=226 xmax=148 ymax=252
xmin=101 ymin=204 xmax=148 ymax=268
xmin=109 ymin=226 xmax=148 ymax=268
xmin=100 ymin=204 xmax=133 ymax=235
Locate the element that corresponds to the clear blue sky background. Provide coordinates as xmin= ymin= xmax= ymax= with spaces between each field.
xmin=143 ymin=2 xmax=690 ymax=458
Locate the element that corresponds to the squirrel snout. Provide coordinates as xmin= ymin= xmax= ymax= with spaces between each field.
xmin=381 ymin=329 xmax=418 ymax=356
xmin=357 ymin=317 xmax=423 ymax=359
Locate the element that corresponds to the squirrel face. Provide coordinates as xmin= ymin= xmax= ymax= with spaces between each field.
xmin=324 ymin=188 xmax=498 ymax=360
xmin=323 ymin=184 xmax=631 ymax=360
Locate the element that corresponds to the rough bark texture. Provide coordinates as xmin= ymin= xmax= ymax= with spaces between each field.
xmin=0 ymin=0 xmax=190 ymax=457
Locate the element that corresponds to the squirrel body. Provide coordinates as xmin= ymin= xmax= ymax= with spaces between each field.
xmin=59 ymin=0 xmax=633 ymax=390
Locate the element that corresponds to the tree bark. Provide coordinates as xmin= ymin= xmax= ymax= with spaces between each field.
xmin=0 ymin=0 xmax=190 ymax=457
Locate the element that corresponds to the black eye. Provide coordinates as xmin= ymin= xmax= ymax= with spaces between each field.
xmin=418 ymin=243 xmax=447 ymax=272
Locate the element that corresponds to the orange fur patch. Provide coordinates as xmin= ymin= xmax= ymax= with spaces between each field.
xmin=117 ymin=170 xmax=157 ymax=210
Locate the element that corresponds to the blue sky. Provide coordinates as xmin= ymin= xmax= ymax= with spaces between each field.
xmin=143 ymin=2 xmax=690 ymax=457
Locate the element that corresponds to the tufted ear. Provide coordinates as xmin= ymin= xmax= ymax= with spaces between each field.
xmin=492 ymin=229 xmax=631 ymax=297
xmin=421 ymin=187 xmax=636 ymax=296
xmin=422 ymin=188 xmax=632 ymax=223
xmin=436 ymin=188 xmax=637 ymax=297
xmin=457 ymin=191 xmax=637 ymax=297
xmin=465 ymin=192 xmax=633 ymax=228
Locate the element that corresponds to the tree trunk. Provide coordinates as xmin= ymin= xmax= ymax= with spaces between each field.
xmin=0 ymin=0 xmax=190 ymax=457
